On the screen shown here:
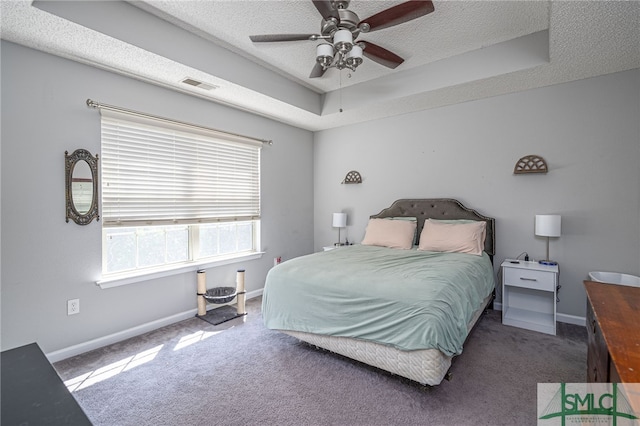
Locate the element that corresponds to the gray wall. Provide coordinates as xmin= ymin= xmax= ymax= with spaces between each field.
xmin=0 ymin=41 xmax=314 ymax=354
xmin=2 ymin=38 xmax=638 ymax=358
xmin=313 ymin=69 xmax=640 ymax=319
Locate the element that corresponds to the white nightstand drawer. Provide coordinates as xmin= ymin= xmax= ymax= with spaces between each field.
xmin=504 ymin=268 xmax=555 ymax=292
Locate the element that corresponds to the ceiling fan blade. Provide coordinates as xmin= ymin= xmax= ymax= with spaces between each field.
xmin=360 ymin=1 xmax=434 ymax=32
xmin=250 ymin=34 xmax=316 ymax=42
xmin=309 ymin=62 xmax=328 ymax=78
xmin=360 ymin=41 xmax=404 ymax=69
xmin=311 ymin=0 xmax=338 ymax=20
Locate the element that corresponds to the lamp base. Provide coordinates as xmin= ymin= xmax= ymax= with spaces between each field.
xmin=334 ymin=242 xmax=346 ymax=247
xmin=538 ymin=260 xmax=558 ymax=266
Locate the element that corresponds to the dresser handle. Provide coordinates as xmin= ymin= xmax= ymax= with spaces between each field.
xmin=520 ymin=277 xmax=538 ymax=281
xmin=591 ymin=320 xmax=597 ymax=334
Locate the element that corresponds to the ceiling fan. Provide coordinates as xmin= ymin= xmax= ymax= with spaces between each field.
xmin=249 ymin=0 xmax=435 ymax=78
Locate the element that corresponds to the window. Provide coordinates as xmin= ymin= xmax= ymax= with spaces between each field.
xmin=100 ymin=109 xmax=261 ymax=278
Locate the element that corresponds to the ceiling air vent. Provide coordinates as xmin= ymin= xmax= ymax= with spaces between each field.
xmin=181 ymin=78 xmax=217 ymax=91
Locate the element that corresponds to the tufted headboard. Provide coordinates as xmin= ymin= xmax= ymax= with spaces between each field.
xmin=370 ymin=198 xmax=495 ymax=259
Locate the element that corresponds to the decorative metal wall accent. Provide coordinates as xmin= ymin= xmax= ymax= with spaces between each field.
xmin=514 ymin=155 xmax=548 ymax=174
xmin=341 ymin=170 xmax=362 ymax=184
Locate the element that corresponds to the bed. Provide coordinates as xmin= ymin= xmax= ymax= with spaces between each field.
xmin=262 ymin=198 xmax=496 ymax=385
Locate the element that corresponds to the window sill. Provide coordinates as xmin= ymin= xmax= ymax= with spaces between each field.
xmin=96 ymin=252 xmax=265 ymax=289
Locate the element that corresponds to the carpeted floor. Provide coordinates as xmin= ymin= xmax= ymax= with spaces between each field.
xmin=54 ymin=297 xmax=587 ymax=426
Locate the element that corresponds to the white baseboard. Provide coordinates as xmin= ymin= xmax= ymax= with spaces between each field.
xmin=46 ymin=289 xmax=263 ymax=363
xmin=491 ymin=302 xmax=585 ymax=327
xmin=47 ymin=288 xmax=583 ymax=363
xmin=556 ymin=313 xmax=586 ymax=327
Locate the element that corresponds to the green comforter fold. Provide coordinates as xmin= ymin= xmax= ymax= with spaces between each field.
xmin=262 ymin=245 xmax=495 ymax=356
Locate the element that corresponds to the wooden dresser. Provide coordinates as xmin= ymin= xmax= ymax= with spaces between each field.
xmin=584 ymin=280 xmax=640 ymax=383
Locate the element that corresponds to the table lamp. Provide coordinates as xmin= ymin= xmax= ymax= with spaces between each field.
xmin=333 ymin=212 xmax=347 ymax=246
xmin=535 ymin=214 xmax=561 ymax=266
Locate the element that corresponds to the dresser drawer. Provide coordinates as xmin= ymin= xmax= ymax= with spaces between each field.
xmin=586 ymin=302 xmax=609 ymax=382
xmin=504 ymin=267 xmax=555 ymax=291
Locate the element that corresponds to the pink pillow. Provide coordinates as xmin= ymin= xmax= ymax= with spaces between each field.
xmin=418 ymin=219 xmax=486 ymax=255
xmin=361 ymin=218 xmax=417 ymax=250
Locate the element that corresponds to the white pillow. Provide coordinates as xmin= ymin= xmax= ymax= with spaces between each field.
xmin=390 ymin=217 xmax=418 ymax=245
xmin=428 ymin=218 xmax=487 ymax=248
xmin=361 ymin=218 xmax=417 ymax=250
xmin=418 ymin=219 xmax=486 ymax=255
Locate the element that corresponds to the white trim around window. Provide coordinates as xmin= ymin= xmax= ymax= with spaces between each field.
xmin=96 ymin=251 xmax=264 ymax=289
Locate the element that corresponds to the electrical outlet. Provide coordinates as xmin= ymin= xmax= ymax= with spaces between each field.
xmin=67 ymin=299 xmax=80 ymax=315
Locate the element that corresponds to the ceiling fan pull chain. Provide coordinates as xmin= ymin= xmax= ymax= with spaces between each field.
xmin=339 ymin=70 xmax=343 ymax=112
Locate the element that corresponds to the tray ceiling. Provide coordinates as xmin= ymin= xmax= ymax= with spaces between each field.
xmin=1 ymin=1 xmax=639 ymax=131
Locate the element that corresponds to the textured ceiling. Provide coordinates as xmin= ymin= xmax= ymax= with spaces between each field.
xmin=1 ymin=1 xmax=639 ymax=131
xmin=135 ymin=0 xmax=550 ymax=92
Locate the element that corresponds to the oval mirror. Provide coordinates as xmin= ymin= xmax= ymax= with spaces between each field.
xmin=65 ymin=149 xmax=99 ymax=225
xmin=71 ymin=160 xmax=93 ymax=214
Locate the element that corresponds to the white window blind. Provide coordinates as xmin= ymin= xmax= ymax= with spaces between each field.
xmin=101 ymin=110 xmax=261 ymax=227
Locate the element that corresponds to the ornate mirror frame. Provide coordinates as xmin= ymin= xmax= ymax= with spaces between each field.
xmin=65 ymin=149 xmax=100 ymax=225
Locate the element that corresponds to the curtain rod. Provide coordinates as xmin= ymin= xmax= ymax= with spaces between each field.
xmin=86 ymin=99 xmax=273 ymax=145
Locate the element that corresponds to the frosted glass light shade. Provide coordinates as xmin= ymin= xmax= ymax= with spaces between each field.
xmin=347 ymin=45 xmax=362 ymax=59
xmin=535 ymin=215 xmax=561 ymax=237
xmin=316 ymin=43 xmax=334 ymax=58
xmin=346 ymin=45 xmax=363 ymax=67
xmin=333 ymin=212 xmax=347 ymax=228
xmin=333 ymin=29 xmax=353 ymax=46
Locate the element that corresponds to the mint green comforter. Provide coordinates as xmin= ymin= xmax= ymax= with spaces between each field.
xmin=262 ymin=245 xmax=495 ymax=356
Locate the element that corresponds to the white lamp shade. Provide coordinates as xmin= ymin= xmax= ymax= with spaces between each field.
xmin=316 ymin=43 xmax=334 ymax=58
xmin=535 ymin=215 xmax=561 ymax=237
xmin=333 ymin=29 xmax=353 ymax=45
xmin=347 ymin=44 xmax=363 ymax=59
xmin=332 ymin=212 xmax=347 ymax=228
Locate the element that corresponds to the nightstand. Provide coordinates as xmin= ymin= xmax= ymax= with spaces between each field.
xmin=501 ymin=260 xmax=558 ymax=335
xmin=323 ymin=244 xmax=349 ymax=251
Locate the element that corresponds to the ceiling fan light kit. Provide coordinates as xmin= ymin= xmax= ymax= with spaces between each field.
xmin=315 ymin=28 xmax=364 ymax=73
xmin=250 ymin=0 xmax=435 ymax=79
xmin=346 ymin=44 xmax=363 ymax=68
xmin=333 ymin=29 xmax=353 ymax=54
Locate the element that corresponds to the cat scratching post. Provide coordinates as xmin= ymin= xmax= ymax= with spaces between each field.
xmin=236 ymin=269 xmax=246 ymax=315
xmin=196 ymin=269 xmax=247 ymax=325
xmin=196 ymin=270 xmax=207 ymax=316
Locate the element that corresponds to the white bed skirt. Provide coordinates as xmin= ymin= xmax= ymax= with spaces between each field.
xmin=280 ymin=293 xmax=492 ymax=386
